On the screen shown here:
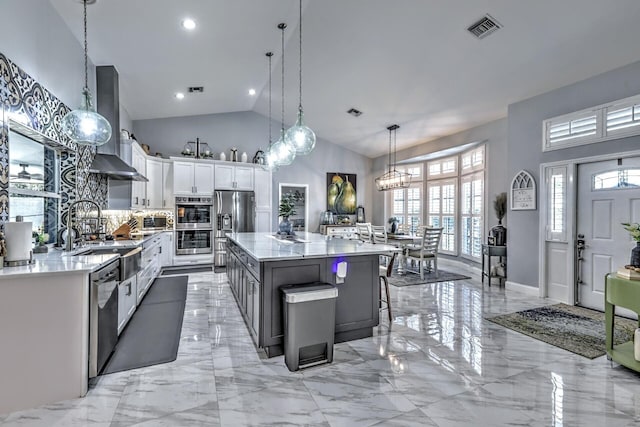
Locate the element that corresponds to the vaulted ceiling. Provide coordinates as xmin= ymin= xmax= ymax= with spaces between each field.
xmin=50 ymin=0 xmax=640 ymax=158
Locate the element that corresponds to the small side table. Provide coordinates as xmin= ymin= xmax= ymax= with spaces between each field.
xmin=605 ymin=274 xmax=640 ymax=371
xmin=481 ymin=244 xmax=507 ymax=287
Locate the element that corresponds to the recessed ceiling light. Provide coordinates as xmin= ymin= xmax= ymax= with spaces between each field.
xmin=175 ymin=92 xmax=185 ymax=100
xmin=181 ymin=18 xmax=196 ymax=30
xmin=248 ymin=89 xmax=256 ymax=96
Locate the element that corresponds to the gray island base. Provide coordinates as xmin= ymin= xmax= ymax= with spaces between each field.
xmin=225 ymin=232 xmax=398 ymax=357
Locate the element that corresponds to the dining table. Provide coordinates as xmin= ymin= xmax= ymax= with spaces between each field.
xmin=385 ymin=233 xmax=422 ymax=275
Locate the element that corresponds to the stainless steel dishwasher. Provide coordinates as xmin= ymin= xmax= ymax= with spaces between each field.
xmin=89 ymin=259 xmax=120 ymax=377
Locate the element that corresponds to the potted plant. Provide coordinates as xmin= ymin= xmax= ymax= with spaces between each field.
xmin=622 ymin=222 xmax=640 ymax=267
xmin=278 ymin=196 xmax=297 ymax=235
xmin=491 ymin=192 xmax=507 ymax=246
xmin=388 ymin=217 xmax=399 ymax=234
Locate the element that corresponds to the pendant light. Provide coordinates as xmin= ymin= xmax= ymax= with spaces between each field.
xmin=262 ymin=52 xmax=279 ymax=172
xmin=271 ymin=23 xmax=296 ymax=166
xmin=375 ymin=125 xmax=412 ymax=191
xmin=284 ymin=0 xmax=316 ymax=155
xmin=61 ymin=0 xmax=112 ymax=146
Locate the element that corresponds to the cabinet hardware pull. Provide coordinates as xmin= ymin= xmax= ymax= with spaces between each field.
xmin=135 ymin=197 xmax=139 ymax=205
xmin=126 ymin=282 xmax=132 ymax=296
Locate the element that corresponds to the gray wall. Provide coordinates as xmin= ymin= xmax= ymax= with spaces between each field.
xmin=0 ymin=0 xmax=85 ymax=109
xmin=133 ymin=111 xmax=373 ymax=231
xmin=507 ymin=59 xmax=640 ymax=288
xmin=371 ymin=118 xmax=509 ymax=241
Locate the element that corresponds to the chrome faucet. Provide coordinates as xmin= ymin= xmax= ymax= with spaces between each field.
xmin=66 ymin=199 xmax=103 ymax=251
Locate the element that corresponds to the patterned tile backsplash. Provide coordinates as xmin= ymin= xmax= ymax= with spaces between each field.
xmin=0 ymin=52 xmax=108 ymax=229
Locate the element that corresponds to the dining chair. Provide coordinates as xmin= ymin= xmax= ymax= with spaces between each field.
xmin=371 ymin=225 xmax=387 ymax=244
xmin=405 ymin=226 xmax=443 ymax=279
xmin=379 ymin=251 xmax=396 ymax=322
xmin=356 ymin=222 xmax=372 ymax=243
xmin=396 ymin=223 xmax=411 ymax=235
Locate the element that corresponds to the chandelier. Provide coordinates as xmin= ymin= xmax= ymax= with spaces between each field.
xmin=61 ymin=0 xmax=112 ymax=146
xmin=375 ymin=124 xmax=412 ymax=191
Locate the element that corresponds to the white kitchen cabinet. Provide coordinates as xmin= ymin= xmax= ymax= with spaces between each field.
xmin=215 ymin=163 xmax=254 ymax=190
xmin=146 ymin=158 xmax=173 ymax=209
xmin=117 ymin=276 xmax=137 ymax=335
xmin=162 ymin=161 xmax=174 ymax=209
xmin=145 ymin=158 xmax=163 ymax=209
xmin=160 ymin=231 xmax=173 ymax=266
xmin=255 ymin=209 xmax=272 ymax=233
xmin=254 ymin=169 xmax=272 ymax=232
xmin=173 ymin=160 xmax=214 ymax=195
xmin=131 ymin=143 xmax=147 ymax=208
xmin=254 ymin=169 xmax=271 ymax=210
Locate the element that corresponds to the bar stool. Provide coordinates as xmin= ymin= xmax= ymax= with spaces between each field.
xmin=379 ymin=251 xmax=396 ymax=322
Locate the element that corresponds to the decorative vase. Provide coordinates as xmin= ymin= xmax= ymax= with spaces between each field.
xmin=631 ymin=242 xmax=640 ymax=267
xmin=278 ymin=217 xmax=294 ymax=235
xmin=219 ymin=152 xmax=226 ymax=161
xmin=241 ymin=152 xmax=248 ymax=163
xmin=33 ymin=242 xmax=48 ymax=254
xmin=390 ymin=221 xmax=398 ymax=234
xmin=491 ymin=220 xmax=507 ymax=246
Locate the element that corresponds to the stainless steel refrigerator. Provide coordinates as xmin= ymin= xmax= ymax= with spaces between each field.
xmin=214 ymin=190 xmax=255 ymax=266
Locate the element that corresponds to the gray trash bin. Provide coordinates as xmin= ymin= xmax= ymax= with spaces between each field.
xmin=281 ymin=282 xmax=338 ymax=371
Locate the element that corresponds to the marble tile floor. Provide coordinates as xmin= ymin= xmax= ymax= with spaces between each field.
xmin=2 ymin=271 xmax=640 ymax=426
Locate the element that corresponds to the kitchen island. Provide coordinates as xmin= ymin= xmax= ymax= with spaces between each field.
xmin=225 ymin=232 xmax=398 ymax=357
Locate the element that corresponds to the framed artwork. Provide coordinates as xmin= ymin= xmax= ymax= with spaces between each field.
xmin=326 ymin=172 xmax=357 ymax=214
xmin=511 ymin=170 xmax=536 ymax=210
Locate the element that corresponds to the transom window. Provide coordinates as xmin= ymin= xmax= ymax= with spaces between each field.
xmin=592 ymin=169 xmax=640 ymax=190
xmin=543 ymin=93 xmax=640 ymax=151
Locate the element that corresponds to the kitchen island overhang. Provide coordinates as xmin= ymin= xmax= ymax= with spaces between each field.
xmin=225 ymin=232 xmax=398 ymax=357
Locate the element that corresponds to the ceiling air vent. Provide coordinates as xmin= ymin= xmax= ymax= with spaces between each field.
xmin=188 ymin=86 xmax=204 ymax=93
xmin=347 ymin=108 xmax=363 ymax=117
xmin=467 ymin=14 xmax=502 ymax=39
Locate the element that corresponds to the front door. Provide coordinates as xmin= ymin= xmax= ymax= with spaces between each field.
xmin=576 ymin=157 xmax=640 ymax=313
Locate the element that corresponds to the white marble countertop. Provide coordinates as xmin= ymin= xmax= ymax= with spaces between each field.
xmin=0 ymin=231 xmax=170 ymax=279
xmin=227 ymin=232 xmax=398 ymax=261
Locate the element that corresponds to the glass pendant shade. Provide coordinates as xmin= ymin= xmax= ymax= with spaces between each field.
xmin=285 ymin=108 xmax=316 ymax=155
xmin=62 ymin=89 xmax=112 ymax=146
xmin=261 ymin=145 xmax=279 ymax=171
xmin=272 ymin=129 xmax=296 ymax=166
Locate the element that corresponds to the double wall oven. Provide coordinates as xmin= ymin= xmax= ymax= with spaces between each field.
xmin=175 ymin=196 xmax=213 ymax=255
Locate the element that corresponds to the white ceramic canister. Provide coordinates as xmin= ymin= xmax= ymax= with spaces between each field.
xmin=241 ymin=152 xmax=248 ymax=162
xmin=219 ymin=152 xmax=226 ymax=161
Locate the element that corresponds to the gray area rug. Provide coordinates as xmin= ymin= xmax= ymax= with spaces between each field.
xmin=486 ymin=303 xmax=637 ymax=359
xmin=388 ymin=269 xmax=471 ymax=287
xmin=101 ymin=276 xmax=188 ymax=375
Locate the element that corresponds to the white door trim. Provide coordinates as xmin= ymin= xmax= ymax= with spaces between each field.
xmin=539 ymin=148 xmax=640 ymax=304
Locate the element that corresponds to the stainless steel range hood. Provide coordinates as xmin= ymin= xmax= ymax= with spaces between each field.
xmin=92 ymin=66 xmax=147 ymax=182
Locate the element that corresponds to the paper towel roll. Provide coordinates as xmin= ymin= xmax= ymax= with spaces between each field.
xmin=635 ymin=328 xmax=640 ymax=362
xmin=4 ymin=221 xmax=32 ymax=262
